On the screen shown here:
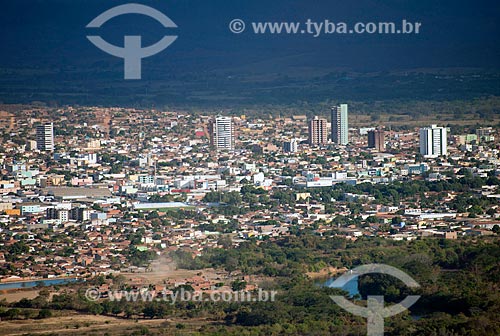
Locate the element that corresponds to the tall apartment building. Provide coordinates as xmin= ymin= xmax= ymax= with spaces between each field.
xmin=419 ymin=125 xmax=448 ymax=157
xmin=283 ymin=138 xmax=299 ymax=153
xmin=331 ymin=104 xmax=348 ymax=145
xmin=308 ymin=116 xmax=328 ymax=146
xmin=36 ymin=122 xmax=54 ymax=151
xmin=70 ymin=207 xmax=92 ymax=222
xmin=367 ymin=129 xmax=386 ymax=152
xmin=46 ymin=208 xmax=69 ymax=223
xmin=209 ymin=116 xmax=234 ymax=150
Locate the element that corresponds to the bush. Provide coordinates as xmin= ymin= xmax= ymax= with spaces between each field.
xmin=37 ymin=308 xmax=53 ymax=319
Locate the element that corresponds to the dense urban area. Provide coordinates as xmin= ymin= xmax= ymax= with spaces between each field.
xmin=0 ymin=105 xmax=499 ymax=335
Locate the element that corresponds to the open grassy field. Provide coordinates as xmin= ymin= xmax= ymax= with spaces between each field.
xmin=0 ymin=289 xmax=40 ymax=303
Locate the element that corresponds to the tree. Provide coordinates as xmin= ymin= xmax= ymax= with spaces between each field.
xmin=143 ymin=302 xmax=167 ymax=319
xmin=8 ymin=241 xmax=29 ymax=255
xmin=37 ymin=308 xmax=53 ymax=319
xmin=282 ymin=167 xmax=295 ymax=177
xmin=143 ymin=303 xmax=156 ymax=319
xmin=221 ymin=191 xmax=241 ymax=206
xmin=146 ymin=211 xmax=159 ymax=220
xmin=218 ymin=236 xmax=233 ymax=249
xmin=391 ymin=216 xmax=402 ymax=225
xmin=5 ymin=308 xmax=21 ymax=320
xmin=111 ymin=302 xmax=123 ymax=316
xmin=224 ymin=256 xmax=238 ymax=276
xmin=231 ymin=280 xmax=247 ymax=291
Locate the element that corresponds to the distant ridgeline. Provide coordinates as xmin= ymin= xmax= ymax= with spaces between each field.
xmin=0 ymin=70 xmax=499 ymax=112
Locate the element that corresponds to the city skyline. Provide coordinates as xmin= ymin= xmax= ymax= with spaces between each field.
xmin=0 ymin=1 xmax=499 ymax=335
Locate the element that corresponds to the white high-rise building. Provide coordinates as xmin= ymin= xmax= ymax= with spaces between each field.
xmin=420 ymin=125 xmax=448 ymax=157
xmin=331 ymin=104 xmax=348 ymax=145
xmin=36 ymin=122 xmax=54 ymax=151
xmin=283 ymin=138 xmax=299 ymax=153
xmin=209 ymin=116 xmax=234 ymax=150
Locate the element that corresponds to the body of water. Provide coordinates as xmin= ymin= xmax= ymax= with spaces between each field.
xmin=324 ymin=275 xmax=360 ymax=297
xmin=0 ymin=277 xmax=81 ymax=290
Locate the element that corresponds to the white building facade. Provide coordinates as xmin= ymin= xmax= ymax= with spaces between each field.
xmin=331 ymin=104 xmax=348 ymax=145
xmin=36 ymin=123 xmax=54 ymax=151
xmin=420 ymin=125 xmax=447 ymax=157
xmin=210 ymin=116 xmax=234 ymax=150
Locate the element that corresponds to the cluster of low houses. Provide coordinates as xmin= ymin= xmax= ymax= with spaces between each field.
xmin=0 ymin=108 xmax=499 ymax=283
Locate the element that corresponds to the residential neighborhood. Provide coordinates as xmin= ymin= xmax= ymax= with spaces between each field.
xmin=1 ymin=106 xmax=499 ymax=284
